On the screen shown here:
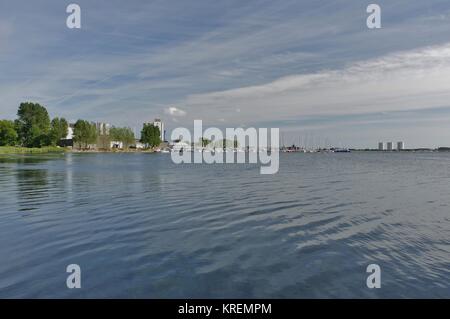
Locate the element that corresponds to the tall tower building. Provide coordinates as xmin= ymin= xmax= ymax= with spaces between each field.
xmin=387 ymin=142 xmax=394 ymax=151
xmin=378 ymin=142 xmax=384 ymax=151
xmin=153 ymin=119 xmax=165 ymax=142
xmin=397 ymin=141 xmax=404 ymax=151
xmin=96 ymin=122 xmax=111 ymax=135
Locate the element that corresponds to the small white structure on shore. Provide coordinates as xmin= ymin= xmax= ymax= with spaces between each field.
xmin=59 ymin=123 xmax=76 ymax=147
xmin=171 ymin=140 xmax=192 ymax=152
xmin=134 ymin=140 xmax=145 ymax=149
xmin=110 ymin=141 xmax=123 ymax=149
xmin=66 ymin=124 xmax=74 ymax=140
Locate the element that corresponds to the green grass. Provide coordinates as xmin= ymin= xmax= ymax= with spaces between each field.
xmin=0 ymin=146 xmax=66 ymax=154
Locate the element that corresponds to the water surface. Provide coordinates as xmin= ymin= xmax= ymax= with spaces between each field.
xmin=0 ymin=152 xmax=449 ymax=298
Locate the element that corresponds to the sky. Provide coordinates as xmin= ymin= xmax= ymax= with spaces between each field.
xmin=1 ymin=0 xmax=450 ymax=148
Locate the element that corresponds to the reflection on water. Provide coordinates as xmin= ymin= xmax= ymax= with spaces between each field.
xmin=0 ymin=152 xmax=449 ymax=298
xmin=0 ymin=155 xmax=57 ymax=213
xmin=15 ymin=169 xmax=49 ymax=212
xmin=0 ymin=154 xmax=63 ymax=165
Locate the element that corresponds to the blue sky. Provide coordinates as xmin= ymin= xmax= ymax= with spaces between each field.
xmin=1 ymin=0 xmax=450 ymax=147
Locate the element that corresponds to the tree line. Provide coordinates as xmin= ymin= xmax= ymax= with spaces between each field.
xmin=0 ymin=102 xmax=68 ymax=147
xmin=0 ymin=102 xmax=162 ymax=149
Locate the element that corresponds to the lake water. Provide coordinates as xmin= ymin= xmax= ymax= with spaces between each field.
xmin=0 ymin=152 xmax=449 ymax=298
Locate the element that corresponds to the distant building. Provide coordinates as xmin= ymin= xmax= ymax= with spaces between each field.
xmin=67 ymin=123 xmax=75 ymax=140
xmin=397 ymin=141 xmax=405 ymax=151
xmin=110 ymin=141 xmax=123 ymax=149
xmin=60 ymin=123 xmax=75 ymax=147
xmin=96 ymin=122 xmax=111 ymax=135
xmin=387 ymin=142 xmax=394 ymax=151
xmin=134 ymin=140 xmax=145 ymax=149
xmin=153 ymin=119 xmax=165 ymax=142
xmin=61 ymin=122 xmax=112 ymax=149
xmin=378 ymin=142 xmax=384 ymax=151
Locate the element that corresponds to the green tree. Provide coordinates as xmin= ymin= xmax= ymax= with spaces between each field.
xmin=96 ymin=132 xmax=111 ymax=150
xmin=73 ymin=120 xmax=97 ymax=149
xmin=217 ymin=139 xmax=235 ymax=149
xmin=15 ymin=102 xmax=51 ymax=147
xmin=96 ymin=124 xmax=111 ymax=150
xmin=140 ymin=123 xmax=161 ymax=148
xmin=110 ymin=127 xmax=135 ymax=149
xmin=122 ymin=128 xmax=135 ymax=149
xmin=0 ymin=120 xmax=18 ymax=146
xmin=49 ymin=117 xmax=68 ymax=146
xmin=200 ymin=138 xmax=211 ymax=147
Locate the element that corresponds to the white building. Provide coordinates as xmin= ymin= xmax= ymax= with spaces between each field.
xmin=59 ymin=123 xmax=76 ymax=147
xmin=110 ymin=141 xmax=123 ymax=149
xmin=96 ymin=122 xmax=111 ymax=135
xmin=66 ymin=123 xmax=75 ymax=140
xmin=397 ymin=141 xmax=405 ymax=151
xmin=153 ymin=119 xmax=165 ymax=142
xmin=378 ymin=142 xmax=384 ymax=151
xmin=387 ymin=142 xmax=394 ymax=151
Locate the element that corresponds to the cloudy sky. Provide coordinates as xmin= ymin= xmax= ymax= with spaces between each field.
xmin=1 ymin=0 xmax=450 ymax=148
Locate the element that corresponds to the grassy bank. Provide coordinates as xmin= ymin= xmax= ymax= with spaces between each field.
xmin=0 ymin=146 xmax=66 ymax=154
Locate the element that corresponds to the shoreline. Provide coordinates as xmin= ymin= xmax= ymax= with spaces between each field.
xmin=0 ymin=146 xmax=160 ymax=155
xmin=1 ymin=146 xmax=448 ymax=155
xmin=69 ymin=148 xmax=158 ymax=153
xmin=0 ymin=146 xmax=65 ymax=155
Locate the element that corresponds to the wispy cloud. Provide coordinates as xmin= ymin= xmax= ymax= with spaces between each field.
xmin=173 ymin=43 xmax=450 ymax=126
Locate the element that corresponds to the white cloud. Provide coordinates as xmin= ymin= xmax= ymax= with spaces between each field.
xmin=172 ymin=43 xmax=450 ymax=126
xmin=165 ymin=106 xmax=187 ymax=117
